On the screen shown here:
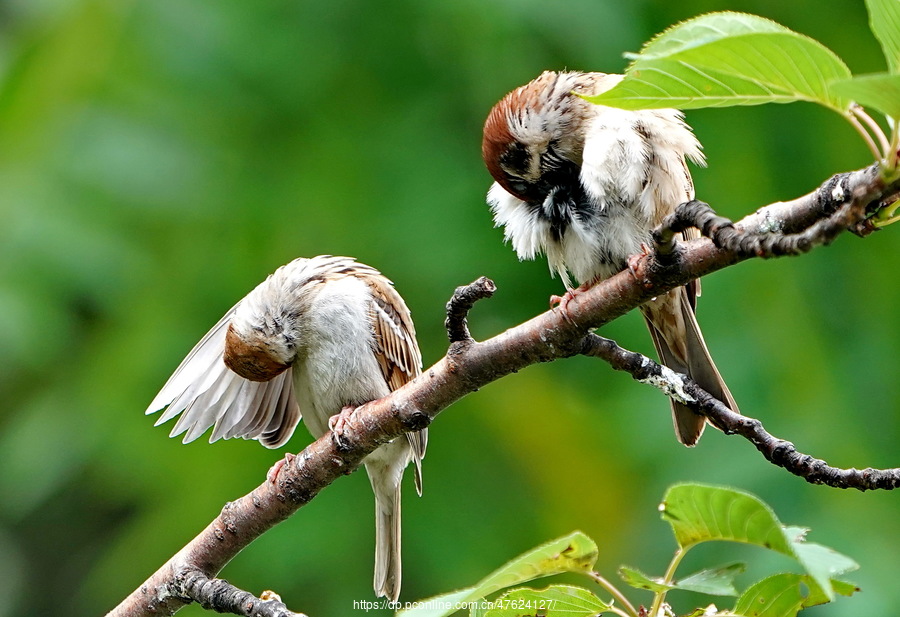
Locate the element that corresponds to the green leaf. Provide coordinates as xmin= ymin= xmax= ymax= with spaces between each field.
xmin=788 ymin=540 xmax=859 ymax=601
xmin=469 ymin=532 xmax=600 ymax=597
xmin=659 ymin=484 xmax=792 ymax=554
xmin=659 ymin=484 xmax=857 ymax=601
xmin=618 ymin=565 xmax=672 ymax=593
xmin=470 ymin=598 xmax=489 ymax=617
xmin=733 ymin=573 xmax=811 ymax=617
xmin=630 ymin=11 xmax=787 ymax=59
xmin=619 ymin=562 xmax=744 ymax=596
xmin=831 ymin=579 xmax=862 ymax=598
xmin=865 ymin=0 xmax=900 ymax=73
xmin=733 ymin=572 xmax=858 ymax=617
xmin=399 ymin=589 xmax=478 ymax=617
xmin=483 ymin=585 xmax=611 ymax=617
xmin=831 ymin=73 xmax=900 ymax=119
xmin=676 ymin=562 xmax=746 ymax=596
xmin=781 ymin=526 xmax=809 ymax=543
xmin=592 ymin=60 xmax=807 ymax=110
xmin=397 ymin=532 xmax=598 ymax=617
xmin=589 ymin=11 xmax=852 ymax=112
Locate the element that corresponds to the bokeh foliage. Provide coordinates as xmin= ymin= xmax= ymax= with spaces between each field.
xmin=0 ymin=1 xmax=896 ymax=615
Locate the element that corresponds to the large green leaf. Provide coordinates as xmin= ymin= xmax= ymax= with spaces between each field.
xmin=397 ymin=532 xmax=598 ymax=617
xmin=590 ymin=12 xmax=852 ymax=112
xmin=831 ymin=73 xmax=900 ymax=119
xmin=660 ymin=484 xmax=791 ymax=553
xmin=483 ymin=585 xmax=610 ymax=617
xmin=659 ymin=484 xmax=857 ymax=601
xmin=866 ymin=0 xmax=900 ymax=73
xmin=593 ymin=60 xmax=806 ymax=110
xmin=630 ymin=11 xmax=786 ymax=59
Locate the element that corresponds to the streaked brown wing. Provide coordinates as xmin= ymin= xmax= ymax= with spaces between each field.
xmin=360 ymin=271 xmax=427 ymax=494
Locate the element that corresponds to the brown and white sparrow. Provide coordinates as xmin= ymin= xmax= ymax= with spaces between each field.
xmin=482 ymin=70 xmax=738 ymax=446
xmin=146 ymin=255 xmax=425 ymax=602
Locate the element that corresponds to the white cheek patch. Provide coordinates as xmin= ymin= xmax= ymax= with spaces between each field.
xmin=487 ymin=182 xmax=549 ymax=262
xmin=486 ymin=183 xmax=567 ymax=285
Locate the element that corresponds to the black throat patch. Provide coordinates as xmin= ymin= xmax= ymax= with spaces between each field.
xmin=535 ymin=161 xmax=592 ymax=242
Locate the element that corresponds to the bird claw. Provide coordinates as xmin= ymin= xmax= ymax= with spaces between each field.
xmin=550 ymin=284 xmax=592 ymax=325
xmin=266 ymin=452 xmax=296 ymax=484
xmin=329 ymin=404 xmax=357 ymax=450
xmin=626 ymin=243 xmax=653 ymax=283
xmin=549 ymin=293 xmax=569 ymax=310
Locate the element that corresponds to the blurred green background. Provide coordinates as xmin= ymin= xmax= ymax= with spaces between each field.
xmin=0 ymin=0 xmax=897 ymax=615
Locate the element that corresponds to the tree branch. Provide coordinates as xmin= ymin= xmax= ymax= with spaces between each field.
xmin=581 ymin=334 xmax=900 ymax=490
xmin=108 ymin=163 xmax=900 ymax=616
xmin=179 ymin=572 xmax=305 ymax=617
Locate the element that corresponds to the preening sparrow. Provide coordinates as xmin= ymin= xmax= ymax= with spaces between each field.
xmin=146 ymin=255 xmax=425 ymax=601
xmin=482 ymin=70 xmax=738 ymax=445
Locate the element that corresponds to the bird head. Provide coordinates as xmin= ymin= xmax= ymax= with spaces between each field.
xmin=222 ymin=257 xmax=325 ymax=382
xmin=482 ymin=71 xmax=618 ymax=204
xmin=223 ymin=323 xmax=292 ymax=382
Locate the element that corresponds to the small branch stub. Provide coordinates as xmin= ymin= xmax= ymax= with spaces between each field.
xmin=445 ymin=276 xmax=496 ymax=343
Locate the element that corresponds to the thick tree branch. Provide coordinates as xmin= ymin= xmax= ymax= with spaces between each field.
xmin=109 ymin=163 xmax=900 ymax=616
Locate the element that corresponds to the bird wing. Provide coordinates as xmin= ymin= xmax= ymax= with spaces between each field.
xmin=145 ymin=305 xmax=301 ymax=449
xmin=360 ymin=271 xmax=427 ymax=494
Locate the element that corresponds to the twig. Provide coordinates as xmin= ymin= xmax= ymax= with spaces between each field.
xmin=445 ymin=276 xmax=497 ymax=343
xmin=588 ymin=571 xmax=639 ymax=617
xmin=179 ymin=570 xmax=305 ymax=617
xmin=581 ymin=334 xmax=900 ymax=491
xmin=682 ymin=198 xmax=862 ymax=257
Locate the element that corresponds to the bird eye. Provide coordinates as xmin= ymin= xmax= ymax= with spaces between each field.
xmin=510 ymin=180 xmax=529 ymax=194
xmin=506 ymin=179 xmax=533 ymax=200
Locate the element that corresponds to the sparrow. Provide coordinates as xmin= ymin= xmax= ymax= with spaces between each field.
xmin=482 ymin=70 xmax=738 ymax=446
xmin=145 ymin=255 xmax=425 ymax=602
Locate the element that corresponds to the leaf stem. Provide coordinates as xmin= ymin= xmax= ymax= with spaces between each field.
xmin=851 ymin=105 xmax=891 ymax=157
xmin=874 ymin=201 xmax=900 ymax=227
xmin=588 ymin=571 xmax=639 ymax=617
xmin=846 ymin=108 xmax=885 ymax=162
xmin=647 ymin=548 xmax=689 ymax=617
xmin=889 ymin=121 xmax=899 ymax=170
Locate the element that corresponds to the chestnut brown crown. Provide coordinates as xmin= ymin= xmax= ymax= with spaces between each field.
xmin=481 ymin=71 xmax=612 ymax=202
xmin=223 ymin=323 xmax=291 ymax=382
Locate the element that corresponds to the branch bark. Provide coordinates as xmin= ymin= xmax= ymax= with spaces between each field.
xmin=108 ymin=163 xmax=900 ymax=616
xmin=582 ymin=334 xmax=900 ymax=489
